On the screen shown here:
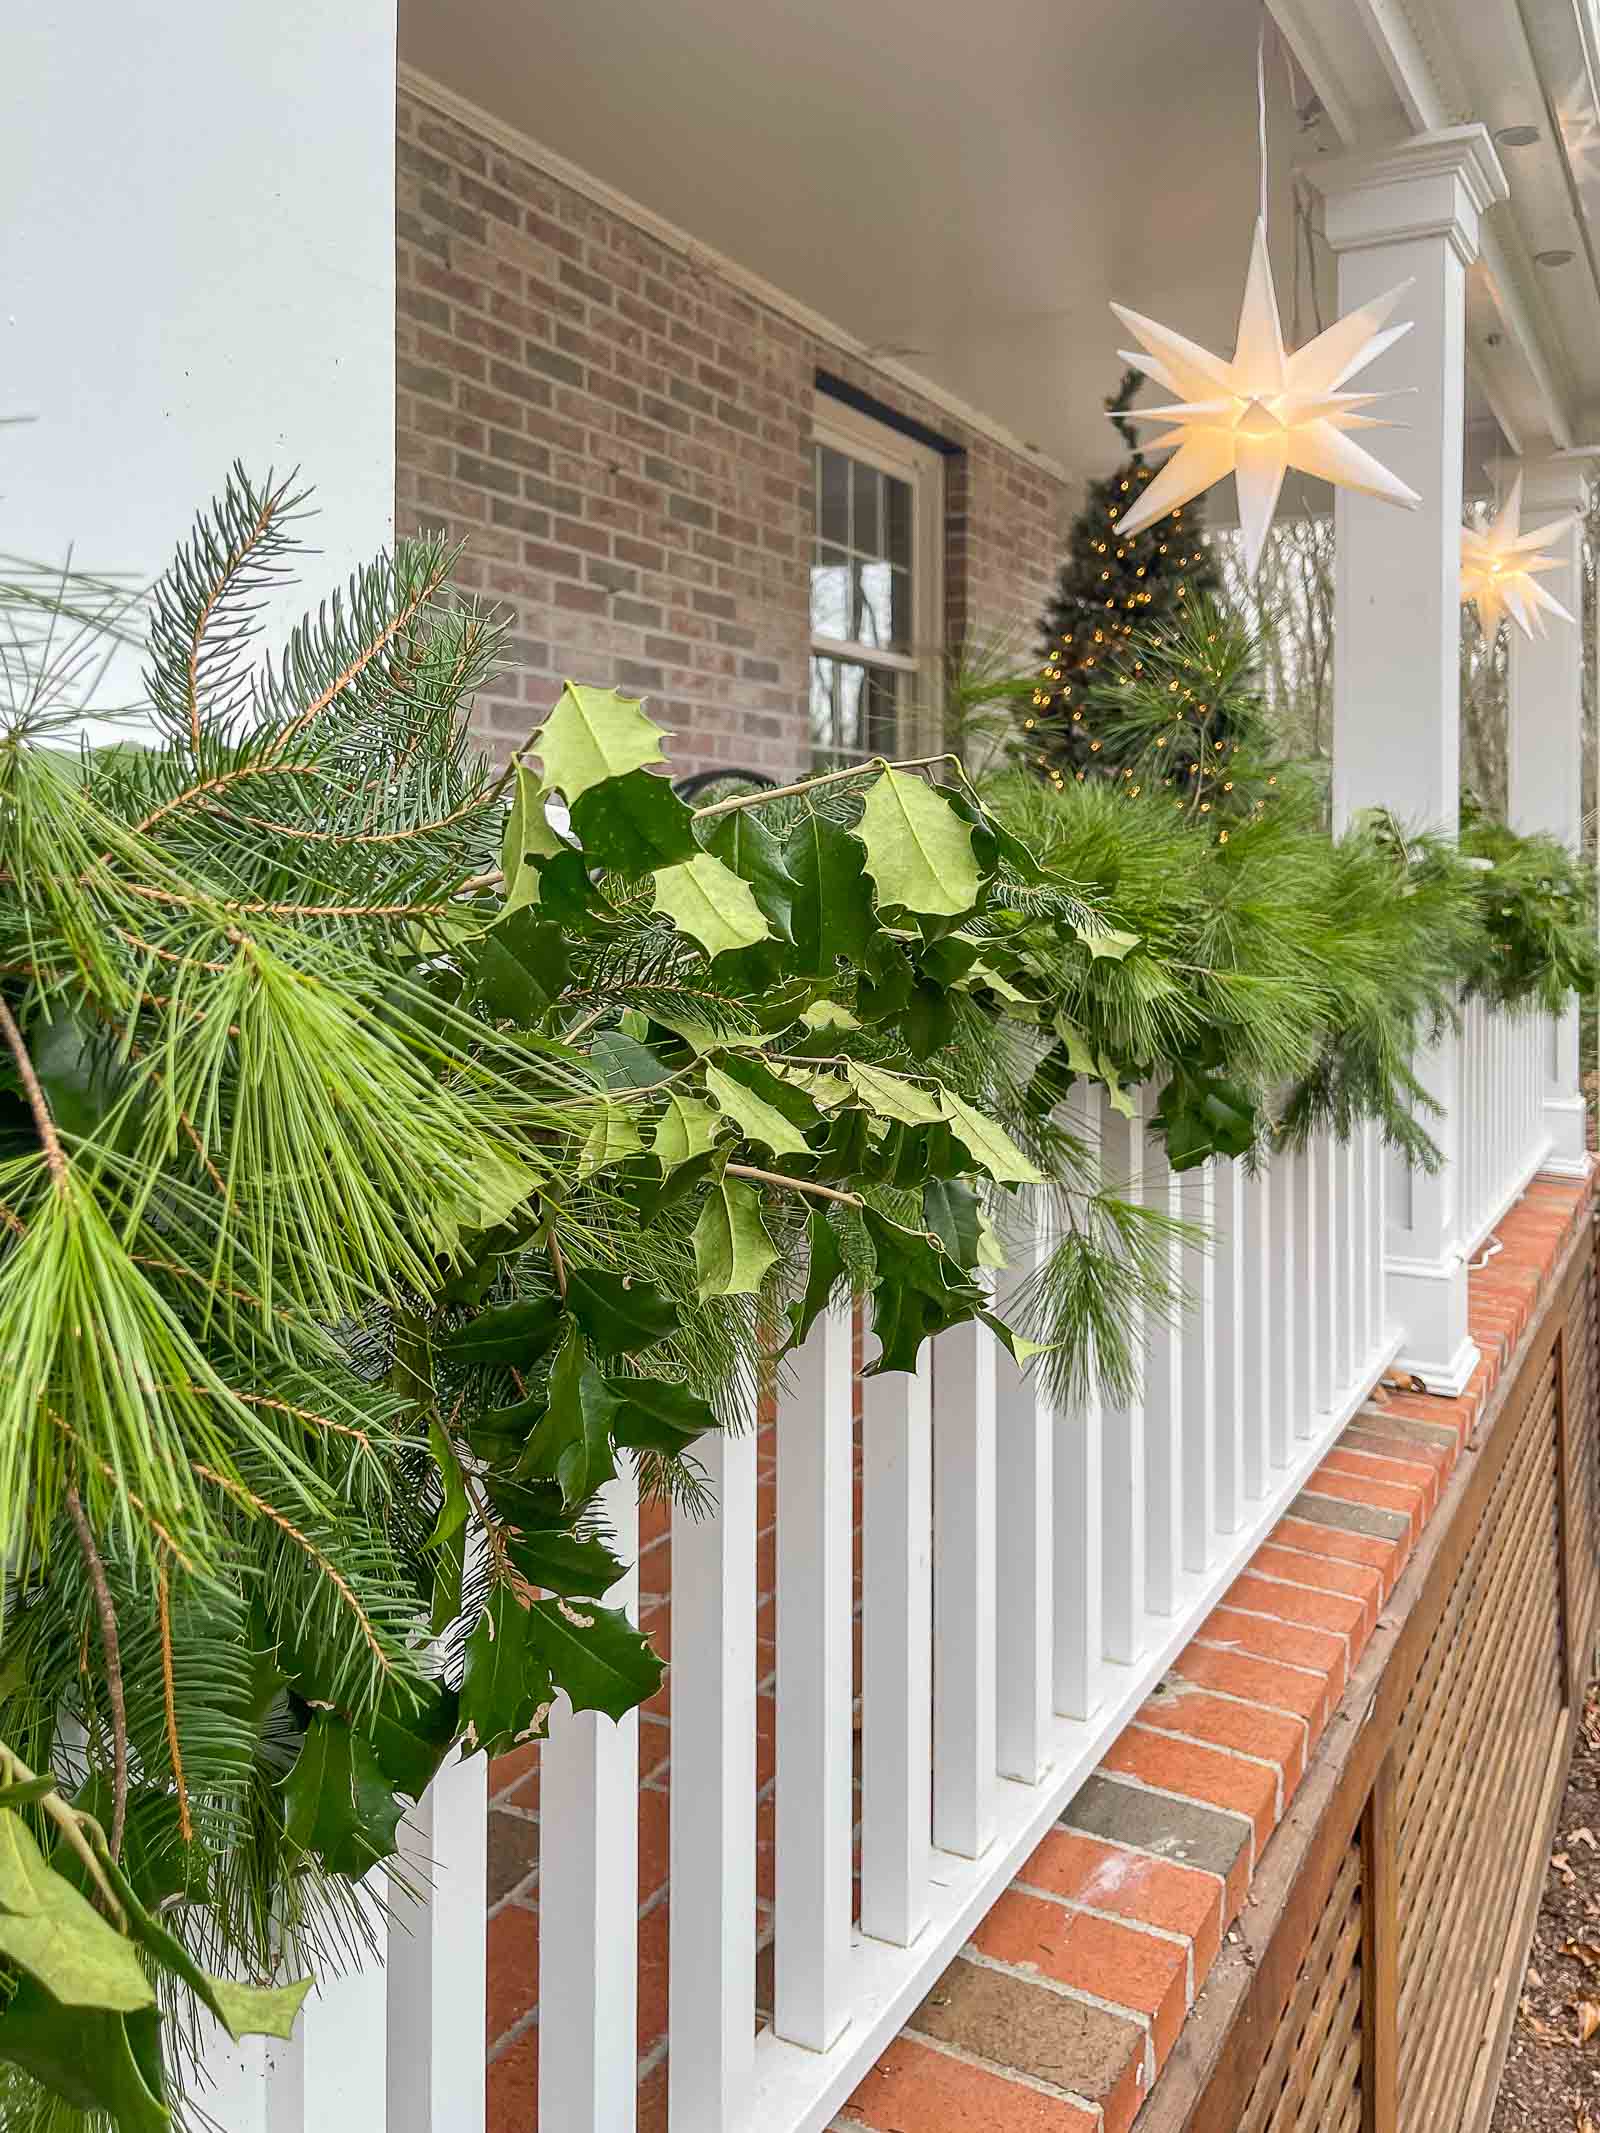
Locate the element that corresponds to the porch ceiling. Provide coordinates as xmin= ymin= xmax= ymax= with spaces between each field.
xmin=401 ymin=0 xmax=1600 ymax=485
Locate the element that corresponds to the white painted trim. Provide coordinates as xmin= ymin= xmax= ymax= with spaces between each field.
xmin=399 ymin=65 xmax=1071 ymax=483
xmin=811 ymin=393 xmax=946 ymax=756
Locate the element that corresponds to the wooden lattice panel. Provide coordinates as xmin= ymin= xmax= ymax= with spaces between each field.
xmin=1235 ymin=1834 xmax=1364 ymax=2133
xmin=1564 ymin=1247 xmax=1600 ymax=1666
xmin=1392 ymin=1347 xmax=1565 ymax=2130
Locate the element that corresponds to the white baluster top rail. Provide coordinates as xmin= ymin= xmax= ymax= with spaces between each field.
xmin=210 ymin=1094 xmax=1404 ymax=2133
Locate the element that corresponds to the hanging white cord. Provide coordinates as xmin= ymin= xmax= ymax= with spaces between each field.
xmin=1257 ymin=12 xmax=1270 ymax=233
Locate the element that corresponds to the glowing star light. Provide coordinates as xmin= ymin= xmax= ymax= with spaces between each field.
xmin=1460 ymin=474 xmax=1576 ymax=640
xmin=1111 ymin=218 xmax=1420 ymax=576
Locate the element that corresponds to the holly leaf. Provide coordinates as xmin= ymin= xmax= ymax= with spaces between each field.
xmin=605 ymin=1373 xmax=719 ymax=1455
xmin=702 ymin=809 xmax=799 ymax=942
xmin=923 ymin=1177 xmax=983 ymax=1269
xmin=501 ymin=763 xmax=567 ymax=913
xmin=652 ymin=853 xmax=771 ymax=957
xmin=565 ymin=1267 xmax=679 ymax=1355
xmin=94 ymin=1844 xmax=311 ymax=2046
xmin=785 ymin=1206 xmax=848 ymax=1353
xmin=467 ymin=910 xmax=570 ymax=1023
xmin=693 ymin=1175 xmax=779 ymax=1300
xmin=515 ymin=1321 xmax=618 ymax=1509
xmin=0 ymin=1811 xmax=154 ymax=2012
xmin=854 ymin=768 xmax=979 ymax=916
xmin=590 ymin=1029 xmax=669 ymax=1089
xmin=281 ymin=1715 xmax=404 ymax=1879
xmin=862 ymin=1208 xmax=983 ymax=1375
xmin=703 ymin=1063 xmax=810 ymax=1157
xmin=505 ymin=1524 xmax=627 ymax=1599
xmin=783 ymin=815 xmax=874 ymax=975
xmin=1076 ymin=920 xmax=1142 ymax=961
xmin=367 ymin=1683 xmax=460 ymax=1800
xmin=532 ymin=847 xmax=618 ymax=934
xmin=570 ymin=767 xmax=699 ymax=877
xmin=459 ymin=1586 xmax=556 ymax=1756
xmin=0 ymin=1989 xmax=169 ymax=2133
xmin=439 ymin=1294 xmax=563 ymax=1369
xmin=530 ymin=682 xmax=668 ymax=800
xmin=652 ymin=1092 xmax=724 ymax=1174
xmin=576 ymin=1102 xmax=645 ymax=1181
xmin=937 ymin=1090 xmax=1044 ymax=1183
xmin=844 ymin=1060 xmax=943 ymax=1126
xmin=800 ymin=998 xmax=861 ymax=1032
xmin=525 ymin=1597 xmax=664 ymax=1720
xmin=899 ymin=980 xmax=958 ymax=1058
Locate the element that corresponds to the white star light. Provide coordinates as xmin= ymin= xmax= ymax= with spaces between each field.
xmin=1460 ymin=474 xmax=1576 ymax=640
xmin=1110 ymin=218 xmax=1420 ymax=576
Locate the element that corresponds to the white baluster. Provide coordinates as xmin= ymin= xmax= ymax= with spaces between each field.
xmin=860 ymin=1346 xmax=932 ymax=1947
xmin=669 ymin=1404 xmax=757 ymax=2129
xmin=1209 ymin=1157 xmax=1245 ymax=1536
xmin=932 ymin=1313 xmax=997 ymax=1860
xmin=389 ymin=1750 xmax=489 ymax=2133
xmin=1054 ymin=1083 xmax=1104 ymax=1721
xmin=1267 ymin=1144 xmax=1297 ymax=1467
xmin=1292 ymin=1139 xmax=1319 ymax=1437
xmin=1238 ymin=1158 xmax=1270 ymax=1503
xmin=1097 ymin=1088 xmax=1146 ymax=1662
xmin=994 ymin=1219 xmax=1052 ymax=1785
xmin=775 ymin=1300 xmax=854 ymax=2051
xmin=540 ymin=1467 xmax=640 ymax=2131
xmin=1140 ymin=1088 xmax=1184 ymax=1614
xmin=1314 ymin=1133 xmax=1338 ymax=1413
xmin=1179 ymin=1159 xmax=1216 ymax=1569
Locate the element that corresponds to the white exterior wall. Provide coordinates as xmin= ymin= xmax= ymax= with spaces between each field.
xmin=1 ymin=3 xmax=397 ymax=675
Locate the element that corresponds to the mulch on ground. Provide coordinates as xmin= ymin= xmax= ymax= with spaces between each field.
xmin=1491 ymin=1680 xmax=1600 ymax=2132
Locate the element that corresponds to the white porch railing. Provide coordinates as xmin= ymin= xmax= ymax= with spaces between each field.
xmin=1455 ymin=995 xmax=1551 ymax=1258
xmin=203 ymin=1087 xmax=1410 ymax=2133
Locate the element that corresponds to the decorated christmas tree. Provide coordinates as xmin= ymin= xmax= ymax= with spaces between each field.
xmin=1025 ymin=370 xmax=1223 ymax=784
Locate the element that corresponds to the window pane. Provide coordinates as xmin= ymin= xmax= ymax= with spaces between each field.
xmin=817 ymin=447 xmax=849 ymax=549
xmin=810 ymin=545 xmax=850 ymax=638
xmin=862 ymin=664 xmax=899 ymax=758
xmin=890 ymin=565 xmax=912 ymax=648
xmin=809 ymin=653 xmax=900 ymax=771
xmin=884 ymin=477 xmax=913 ymax=570
xmin=853 ymin=560 xmax=893 ymax=649
xmin=851 ymin=459 xmax=881 ymax=556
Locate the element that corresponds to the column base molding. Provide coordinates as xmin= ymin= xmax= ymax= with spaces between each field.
xmin=1539 ymin=1097 xmax=1590 ymax=1176
xmin=1385 ymin=1251 xmax=1480 ymax=1396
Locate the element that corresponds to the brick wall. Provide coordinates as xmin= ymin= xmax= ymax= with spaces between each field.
xmin=396 ymin=84 xmax=1069 ymax=776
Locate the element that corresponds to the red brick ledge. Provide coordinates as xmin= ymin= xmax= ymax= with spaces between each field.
xmin=837 ymin=1171 xmax=1596 ymax=2133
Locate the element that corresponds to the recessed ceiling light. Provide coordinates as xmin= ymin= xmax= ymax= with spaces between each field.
xmin=1495 ymin=124 xmax=1541 ymax=147
xmin=1535 ymin=247 xmax=1576 ymax=267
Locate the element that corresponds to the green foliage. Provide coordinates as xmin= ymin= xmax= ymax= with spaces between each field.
xmin=0 ymin=471 xmax=1588 ymax=2133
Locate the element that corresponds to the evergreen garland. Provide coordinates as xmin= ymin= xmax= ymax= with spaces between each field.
xmin=0 ymin=474 xmax=1590 ymax=2133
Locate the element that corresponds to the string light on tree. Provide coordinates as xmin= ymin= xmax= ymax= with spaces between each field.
xmin=1459 ymin=472 xmax=1576 ymax=640
xmin=1109 ymin=218 xmax=1420 ymax=577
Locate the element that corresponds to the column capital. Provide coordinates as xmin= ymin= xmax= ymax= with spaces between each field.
xmin=1301 ymin=125 xmax=1509 ymax=268
xmin=1491 ymin=450 xmax=1596 ymax=516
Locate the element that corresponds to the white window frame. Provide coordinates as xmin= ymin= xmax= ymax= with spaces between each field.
xmin=810 ymin=393 xmax=945 ymax=762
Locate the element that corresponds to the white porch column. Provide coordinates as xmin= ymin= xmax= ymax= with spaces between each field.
xmin=1310 ymin=127 xmax=1508 ymax=1395
xmin=2 ymin=4 xmax=397 ymax=643
xmin=1505 ymin=455 xmax=1594 ymax=1177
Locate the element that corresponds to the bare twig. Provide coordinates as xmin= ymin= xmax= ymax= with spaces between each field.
xmin=690 ymin=751 xmax=965 ymax=822
xmin=156 ymin=1563 xmax=192 ymax=1843
xmin=63 ymin=1485 xmax=127 ymax=1860
xmin=547 ymin=1227 xmax=570 ymax=1300
xmin=0 ymin=994 xmax=67 ymax=1183
xmin=726 ymin=1163 xmax=863 ymax=1207
xmin=0 ymin=1739 xmax=125 ymax=1927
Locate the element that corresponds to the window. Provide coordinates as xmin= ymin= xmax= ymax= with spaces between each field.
xmin=809 ymin=399 xmax=942 ymax=772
